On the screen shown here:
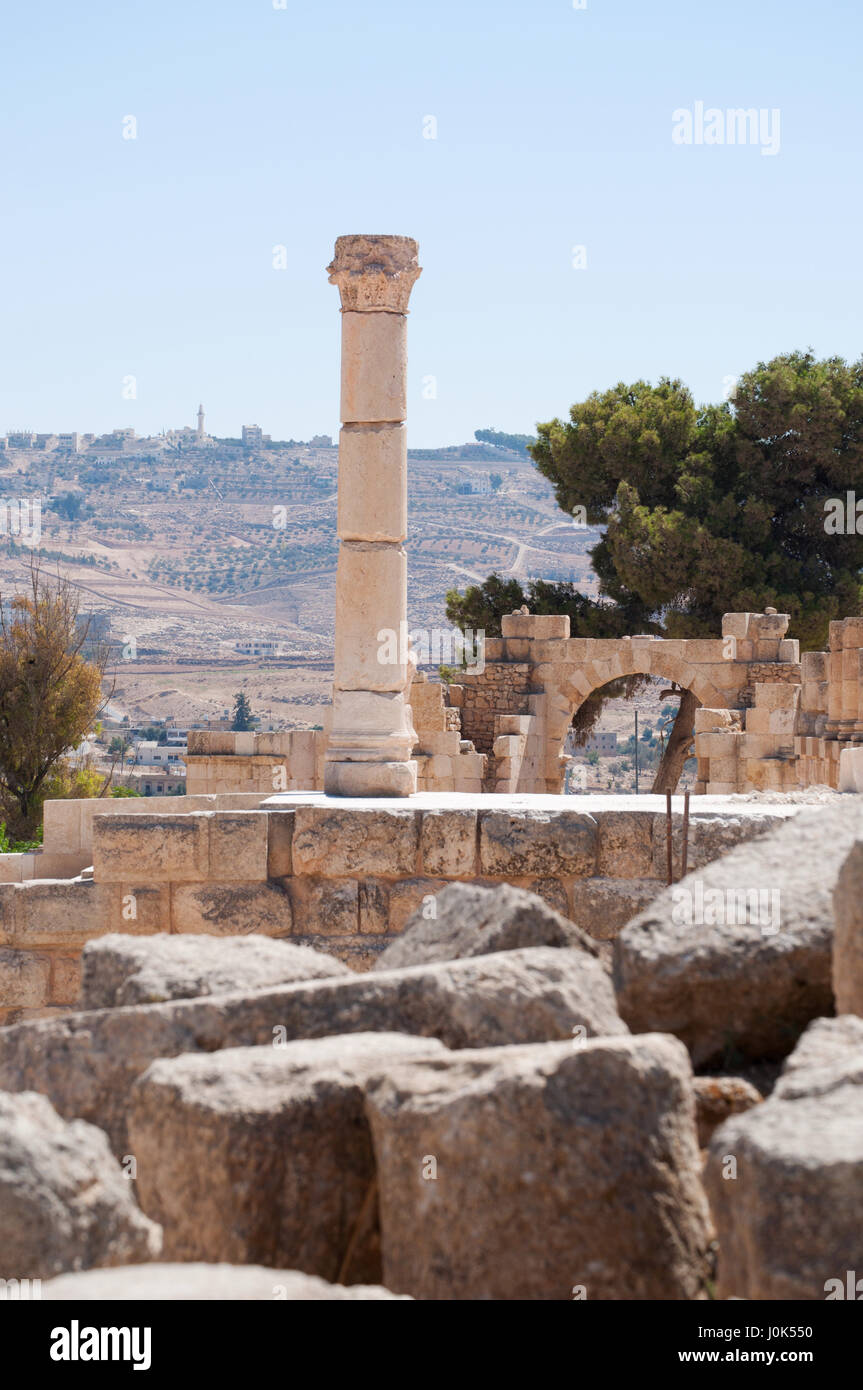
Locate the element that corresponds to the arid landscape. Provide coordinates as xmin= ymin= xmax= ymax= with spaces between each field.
xmin=0 ymin=438 xmax=598 ymax=728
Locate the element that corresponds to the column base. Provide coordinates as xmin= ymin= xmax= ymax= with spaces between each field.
xmin=324 ymin=759 xmax=417 ymax=798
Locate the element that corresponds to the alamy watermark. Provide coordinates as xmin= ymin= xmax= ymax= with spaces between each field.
xmin=672 ymin=102 xmax=781 ymax=157
xmin=671 ymin=879 xmax=781 ymax=935
xmin=377 ymin=623 xmax=485 ymax=674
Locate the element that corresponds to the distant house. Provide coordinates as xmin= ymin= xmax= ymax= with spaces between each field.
xmin=565 ymin=729 xmax=618 ymax=756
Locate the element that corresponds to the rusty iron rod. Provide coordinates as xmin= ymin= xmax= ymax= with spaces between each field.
xmin=681 ymin=788 xmax=691 ymax=879
xmin=666 ymin=789 xmax=673 ymax=885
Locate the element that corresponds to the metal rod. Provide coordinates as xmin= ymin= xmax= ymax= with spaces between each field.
xmin=681 ymin=788 xmax=690 ymax=879
xmin=634 ymin=710 xmax=639 ymax=794
xmin=666 ymin=789 xmax=673 ymax=886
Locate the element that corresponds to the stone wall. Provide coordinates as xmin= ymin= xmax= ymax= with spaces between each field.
xmin=0 ymin=796 xmax=802 ymax=1022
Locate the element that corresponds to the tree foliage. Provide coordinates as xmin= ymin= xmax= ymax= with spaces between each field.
xmin=530 ymin=351 xmax=863 ymax=648
xmin=231 ymin=691 xmax=254 ymax=731
xmin=0 ymin=566 xmax=106 ymax=835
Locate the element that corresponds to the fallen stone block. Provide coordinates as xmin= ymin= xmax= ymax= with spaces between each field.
xmin=129 ymin=1032 xmax=448 ymax=1280
xmin=0 ymin=1090 xmax=161 ymax=1280
xmin=82 ymin=932 xmax=349 ymax=1009
xmin=704 ymin=1016 xmax=863 ymax=1299
xmin=43 ymin=1263 xmax=409 ymax=1300
xmin=614 ymin=801 xmax=863 ymax=1066
xmin=0 ymin=946 xmax=626 ymax=1155
xmin=365 ymin=1033 xmax=711 ymax=1300
xmin=373 ymin=882 xmax=598 ymax=972
xmin=832 ymin=839 xmax=863 ymax=1017
xmin=568 ymin=877 xmax=661 ymax=940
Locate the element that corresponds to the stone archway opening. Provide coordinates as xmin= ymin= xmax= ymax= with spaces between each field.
xmin=561 ymin=673 xmax=700 ymax=796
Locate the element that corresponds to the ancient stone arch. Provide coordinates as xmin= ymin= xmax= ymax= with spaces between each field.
xmin=452 ymin=608 xmax=808 ymax=794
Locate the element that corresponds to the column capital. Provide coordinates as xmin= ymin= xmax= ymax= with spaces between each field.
xmin=327 ymin=234 xmax=421 ymax=312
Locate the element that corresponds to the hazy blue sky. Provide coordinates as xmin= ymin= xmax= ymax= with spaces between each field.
xmin=2 ymin=0 xmax=861 ymax=446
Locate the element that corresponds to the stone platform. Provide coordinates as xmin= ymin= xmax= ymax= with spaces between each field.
xmin=0 ymin=791 xmax=832 ymax=1022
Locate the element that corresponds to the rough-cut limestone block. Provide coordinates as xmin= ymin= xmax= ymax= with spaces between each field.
xmin=100 ymin=883 xmax=170 ymax=937
xmin=171 ymin=882 xmax=292 ymax=937
xmin=568 ymin=878 xmax=662 ymax=940
xmin=500 ymin=613 xmax=569 ymax=640
xmin=93 ymin=814 xmax=209 ymax=884
xmin=266 ymin=811 xmax=294 ymax=878
xmin=49 ymin=956 xmax=82 ymax=1006
xmin=802 ymin=651 xmax=829 ymax=682
xmin=479 ymin=811 xmax=597 ymax=877
xmin=337 ymin=423 xmax=406 ymax=542
xmin=754 ymin=681 xmax=800 ymax=711
xmin=207 ymin=811 xmax=269 ymax=882
xmin=0 ymin=947 xmax=51 ymax=1008
xmin=778 ymin=638 xmax=800 ymax=662
xmin=419 ymin=809 xmax=477 ymax=877
xmin=768 ymin=709 xmax=798 ymax=736
xmin=832 ymin=840 xmax=863 ymax=1015
xmin=751 ymin=612 xmax=790 ymax=640
xmin=493 ymin=735 xmax=523 ymax=758
xmin=7 ymin=880 xmax=118 ymax=948
xmin=707 ymin=754 xmax=739 ymax=783
xmin=386 ymin=877 xmax=447 ymax=933
xmin=82 ymin=933 xmax=347 ymax=1009
xmin=744 ymin=708 xmax=770 ymax=734
xmin=42 ymin=799 xmax=84 ymax=855
xmin=696 ymin=731 xmax=739 ymax=759
xmin=287 ymin=877 xmax=358 ymax=936
xmin=340 ymin=309 xmax=407 ymax=423
xmin=292 ymin=807 xmax=419 ymax=878
xmin=525 ymin=876 xmax=569 ymax=917
xmin=694 ymin=707 xmax=740 ymax=733
xmin=0 ymin=947 xmax=628 ymax=1155
xmin=129 ymin=1033 xmax=448 ymax=1277
xmin=692 ymin=1075 xmax=762 ymax=1147
xmin=0 ymin=1091 xmax=161 ymax=1280
xmin=678 ymin=639 xmax=731 ymax=663
xmin=373 ymin=882 xmax=599 ymax=971
xmin=43 ymin=1264 xmax=409 ymax=1301
xmin=705 ymin=1017 xmax=863 ymax=1299
xmin=365 ymin=1034 xmax=711 ymax=1300
xmin=617 ymin=802 xmax=863 ymax=1066
xmin=594 ymin=810 xmax=654 ymax=878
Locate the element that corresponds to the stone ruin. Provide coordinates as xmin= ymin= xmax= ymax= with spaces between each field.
xmin=1 ymin=236 xmax=862 ymax=1303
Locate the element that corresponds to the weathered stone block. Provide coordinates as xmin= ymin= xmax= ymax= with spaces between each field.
xmin=705 ymin=1018 xmax=863 ymax=1299
xmin=267 ymin=811 xmax=294 ymax=878
xmin=288 ymin=876 xmax=358 ymax=936
xmin=0 ymin=1091 xmax=161 ymax=1280
xmin=93 ymin=814 xmax=209 ymax=884
xmin=0 ymin=947 xmax=628 ymax=1154
xmin=292 ymin=808 xmax=419 ymax=877
xmin=128 ymin=1033 xmax=448 ymax=1278
xmin=0 ymin=947 xmax=50 ymax=1008
xmin=207 ymin=811 xmax=269 ymax=881
xmin=479 ymin=810 xmax=597 ymax=877
xmin=81 ymin=933 xmax=347 ymax=1009
xmin=49 ymin=955 xmax=82 ymax=1007
xmin=419 ymin=809 xmax=477 ymax=877
xmin=171 ymin=881 xmax=292 ymax=937
xmin=365 ymin=1034 xmax=711 ymax=1300
xmin=595 ymin=810 xmax=654 ymax=877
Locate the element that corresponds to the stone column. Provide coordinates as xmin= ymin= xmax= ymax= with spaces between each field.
xmin=324 ymin=234 xmax=421 ymax=797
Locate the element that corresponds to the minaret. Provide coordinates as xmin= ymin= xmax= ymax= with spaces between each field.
xmin=196 ymin=403 xmax=205 ymax=440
